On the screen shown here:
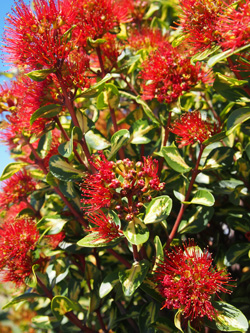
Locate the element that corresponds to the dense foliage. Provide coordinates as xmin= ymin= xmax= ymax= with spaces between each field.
xmin=0 ymin=0 xmax=250 ymax=332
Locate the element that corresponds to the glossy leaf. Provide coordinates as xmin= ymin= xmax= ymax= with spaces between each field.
xmin=204 ymin=147 xmax=234 ymax=170
xmin=49 ymin=155 xmax=85 ymax=181
xmin=77 ymin=232 xmax=122 ymax=248
xmin=26 ymin=68 xmax=56 ymax=81
xmin=225 ymin=243 xmax=250 ymax=265
xmin=85 ymin=129 xmax=111 ymax=150
xmin=205 ymin=302 xmax=249 ymax=332
xmin=178 ymin=206 xmax=214 ymax=234
xmin=162 ymin=143 xmax=191 ymax=173
xmin=51 ymin=296 xmax=75 ymax=321
xmin=30 ymin=104 xmax=62 ymax=124
xmin=130 ymin=119 xmax=156 ymax=144
xmin=123 ymin=216 xmax=149 ymax=245
xmin=119 ymin=260 xmax=149 ymax=297
xmin=2 ymin=293 xmax=43 ymax=310
xmin=99 ymin=271 xmax=119 ymax=298
xmin=226 ymin=107 xmax=250 ymax=135
xmin=107 ymin=129 xmax=130 ymax=160
xmin=0 ymin=162 xmax=28 ymax=181
xmin=144 ymin=195 xmax=172 ymax=224
xmin=184 ymin=189 xmax=215 ymax=206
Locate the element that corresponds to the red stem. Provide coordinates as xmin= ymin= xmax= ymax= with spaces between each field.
xmin=107 ymin=249 xmax=131 ymax=268
xmin=166 ymin=145 xmax=205 ymax=248
xmin=26 ymin=139 xmax=88 ymax=228
xmin=96 ymin=45 xmax=106 ymax=78
xmin=120 ymin=73 xmax=139 ymax=96
xmin=55 ymin=71 xmax=92 ymax=166
xmin=227 ymin=57 xmax=250 ymax=96
xmin=54 ymin=116 xmax=88 ymax=169
xmin=158 ymin=111 xmax=172 ymax=176
xmin=36 ymin=275 xmax=94 ymax=332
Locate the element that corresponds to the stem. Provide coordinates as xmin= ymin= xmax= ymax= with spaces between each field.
xmin=132 ymin=244 xmax=140 ymax=262
xmin=54 ymin=116 xmax=88 ymax=169
xmin=55 ymin=71 xmax=92 ymax=165
xmin=107 ymin=248 xmax=131 ymax=268
xmin=201 ymin=92 xmax=221 ymax=125
xmin=96 ymin=308 xmax=108 ymax=333
xmin=120 ymin=73 xmax=139 ymax=96
xmin=96 ymin=46 xmax=106 ymax=78
xmin=36 ymin=275 xmax=95 ymax=332
xmin=158 ymin=111 xmax=172 ymax=176
xmin=166 ymin=145 xmax=205 ymax=248
xmin=26 ymin=138 xmax=88 ymax=228
xmin=227 ymin=57 xmax=250 ymax=96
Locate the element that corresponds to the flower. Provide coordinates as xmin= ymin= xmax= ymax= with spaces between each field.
xmin=81 ymin=153 xmax=164 ymax=219
xmin=43 ymin=232 xmax=65 ymax=249
xmin=87 ymin=210 xmax=122 ymax=242
xmin=153 ymin=240 xmax=232 ymax=321
xmin=0 ymin=216 xmax=40 ymax=286
xmin=0 ymin=170 xmax=37 ymax=211
xmin=169 ymin=111 xmax=221 ymax=147
xmin=178 ymin=0 xmax=229 ymax=53
xmin=71 ymin=0 xmax=130 ymax=43
xmin=128 ymin=27 xmax=167 ymax=51
xmin=3 ymin=0 xmax=76 ymax=69
xmin=140 ymin=42 xmax=209 ymax=104
xmin=219 ymin=1 xmax=250 ymax=51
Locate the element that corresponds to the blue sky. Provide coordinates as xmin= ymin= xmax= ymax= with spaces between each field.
xmin=0 ymin=0 xmax=30 ymax=177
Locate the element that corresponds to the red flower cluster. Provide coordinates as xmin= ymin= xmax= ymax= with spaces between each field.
xmin=169 ymin=111 xmax=221 ymax=147
xmin=0 ymin=170 xmax=37 ymax=211
xmin=87 ymin=210 xmax=122 ymax=242
xmin=140 ymin=42 xmax=209 ymax=104
xmin=81 ymin=152 xmax=164 ymax=220
xmin=153 ymin=241 xmax=232 ymax=321
xmin=128 ymin=27 xmax=167 ymax=51
xmin=219 ymin=1 xmax=250 ymax=50
xmin=178 ymin=0 xmax=228 ymax=53
xmin=0 ymin=216 xmax=40 ymax=286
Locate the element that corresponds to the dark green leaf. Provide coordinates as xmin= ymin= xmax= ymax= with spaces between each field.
xmin=30 ymin=104 xmax=62 ymax=124
xmin=49 ymin=155 xmax=85 ymax=181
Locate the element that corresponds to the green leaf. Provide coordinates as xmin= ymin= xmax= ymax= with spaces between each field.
xmin=184 ymin=189 xmax=215 ymax=206
xmin=26 ymin=68 xmax=56 ymax=81
xmin=213 ymin=73 xmax=248 ymax=101
xmin=191 ymin=45 xmax=220 ymax=65
xmin=144 ymin=195 xmax=172 ymax=224
xmin=58 ymin=180 xmax=77 ymax=199
xmin=174 ymin=309 xmax=184 ymax=333
xmin=30 ymin=104 xmax=62 ymax=124
xmin=162 ymin=143 xmax=192 ymax=173
xmin=207 ymin=43 xmax=250 ymax=67
xmin=107 ymin=129 xmax=130 ymax=160
xmin=37 ymin=131 xmax=52 ymax=159
xmin=0 ymin=162 xmax=28 ymax=181
xmin=58 ymin=127 xmax=82 ymax=158
xmin=153 ymin=236 xmax=164 ymax=271
xmin=119 ymin=260 xmax=149 ymax=297
xmin=123 ymin=216 xmax=149 ymax=245
xmin=135 ymin=96 xmax=161 ymax=125
xmin=225 ymin=243 xmax=250 ymax=265
xmin=2 ymin=293 xmax=43 ymax=310
xmin=37 ymin=215 xmax=68 ymax=235
xmin=87 ymin=36 xmax=106 ymax=48
xmin=32 ymin=315 xmax=59 ymax=330
xmin=205 ymin=302 xmax=249 ymax=332
xmin=105 ymin=83 xmax=120 ymax=109
xmin=79 ymin=73 xmax=112 ymax=97
xmin=49 ymin=155 xmax=85 ymax=181
xmin=151 ymin=316 xmax=176 ymax=333
xmin=226 ymin=107 xmax=250 ymax=135
xmin=178 ymin=206 xmax=214 ymax=234
xmin=130 ymin=119 xmax=156 ymax=144
xmin=85 ymin=129 xmax=111 ymax=150
xmin=202 ymin=131 xmax=227 ymax=146
xmin=99 ymin=271 xmax=119 ymax=298
xmin=139 ymin=302 xmax=159 ymax=333
xmin=51 ymin=296 xmax=75 ymax=321
xmin=204 ymin=147 xmax=234 ymax=170
xmin=77 ymin=232 xmax=122 ymax=248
